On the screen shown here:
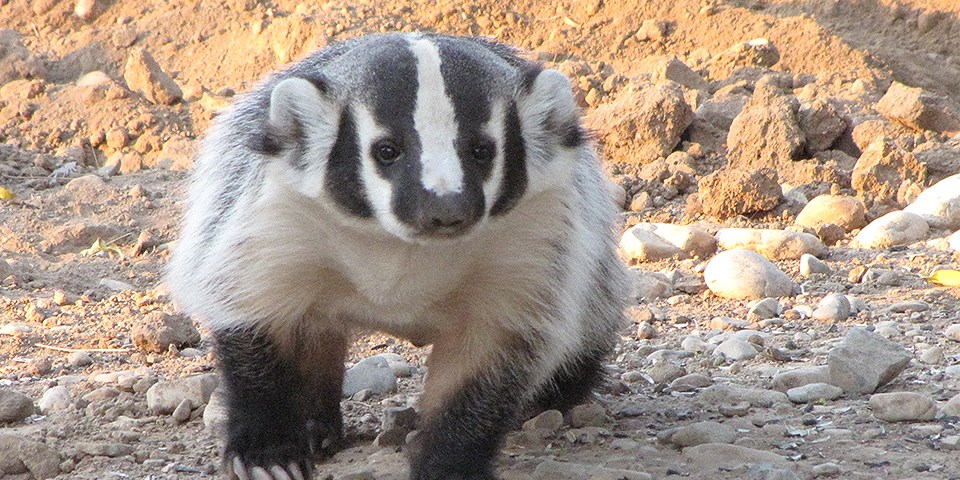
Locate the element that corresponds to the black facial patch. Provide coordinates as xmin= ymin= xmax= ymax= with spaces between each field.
xmin=325 ymin=106 xmax=373 ymax=218
xmin=490 ymin=103 xmax=527 ymax=216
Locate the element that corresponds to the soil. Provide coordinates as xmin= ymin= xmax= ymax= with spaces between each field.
xmin=1 ymin=0 xmax=960 ymax=479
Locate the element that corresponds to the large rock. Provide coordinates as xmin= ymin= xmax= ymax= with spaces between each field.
xmin=343 ymin=356 xmax=398 ymax=398
xmin=786 ymin=383 xmax=843 ymax=403
xmin=699 ymin=384 xmax=790 ymax=407
xmin=123 ymin=47 xmax=183 ymax=105
xmin=799 ymin=99 xmax=847 ymax=155
xmin=146 ymin=374 xmax=219 ymax=414
xmin=623 ymin=223 xmax=717 ymax=259
xmin=876 ymin=81 xmax=960 ymax=134
xmin=0 ymin=434 xmax=60 ymax=479
xmin=131 ymin=312 xmax=201 ymax=353
xmin=716 ymin=228 xmax=826 ymax=260
xmin=869 ymin=392 xmax=937 ymax=422
xmin=620 ymin=227 xmax=687 ymax=262
xmin=0 ymin=388 xmax=34 ymax=422
xmin=795 ymin=195 xmax=867 ymax=232
xmin=903 ymin=174 xmax=960 ymax=230
xmin=668 ymin=421 xmax=736 ymax=447
xmin=914 ymin=140 xmax=960 ymax=184
xmin=828 ymin=328 xmax=911 ymax=394
xmin=811 ymin=293 xmax=851 ymax=323
xmin=851 ymin=210 xmax=929 ymax=249
xmin=851 ymin=138 xmax=926 ymax=212
xmin=682 ymin=443 xmax=790 ymax=470
xmin=532 ymin=459 xmax=651 ymax=480
xmin=586 ymin=82 xmax=693 ymax=162
xmin=698 ymin=167 xmax=782 ymax=219
xmin=704 ymin=249 xmax=798 ymax=299
xmin=726 ymin=81 xmax=804 ymax=174
xmin=696 ymin=93 xmax=750 ymax=131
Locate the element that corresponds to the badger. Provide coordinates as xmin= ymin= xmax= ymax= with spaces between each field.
xmin=167 ymin=33 xmax=627 ymax=480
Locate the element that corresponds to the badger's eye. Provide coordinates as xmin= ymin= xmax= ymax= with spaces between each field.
xmin=373 ymin=140 xmax=403 ymax=165
xmin=471 ymin=141 xmax=495 ymax=163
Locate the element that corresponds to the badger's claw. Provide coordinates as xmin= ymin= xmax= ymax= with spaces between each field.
xmin=225 ymin=454 xmax=310 ymax=480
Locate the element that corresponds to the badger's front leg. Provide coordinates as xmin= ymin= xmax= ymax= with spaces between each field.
xmin=214 ymin=326 xmax=346 ymax=480
xmin=409 ymin=331 xmax=542 ymax=480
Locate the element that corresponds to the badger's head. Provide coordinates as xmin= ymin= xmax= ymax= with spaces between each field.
xmin=252 ymin=34 xmax=584 ymax=243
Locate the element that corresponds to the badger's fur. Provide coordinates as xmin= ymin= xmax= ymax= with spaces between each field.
xmin=167 ymin=33 xmax=627 ymax=480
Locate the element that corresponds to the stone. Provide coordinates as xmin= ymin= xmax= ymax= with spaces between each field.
xmin=532 ymin=459 xmax=651 ymax=480
xmin=716 ymin=228 xmax=826 ymax=260
xmin=704 ymin=249 xmax=798 ymax=300
xmin=852 ymin=210 xmax=929 ymax=248
xmin=852 ymin=138 xmax=926 ymax=211
xmin=146 ymin=373 xmax=219 ymax=414
xmin=904 ymin=174 xmax=960 ymax=229
xmin=915 ymin=140 xmax=960 ymax=184
xmin=919 ymin=346 xmax=944 ymax=365
xmin=203 ymin=388 xmax=228 ymax=434
xmin=586 ymin=82 xmax=693 ymax=162
xmin=171 ymin=398 xmax=193 ymax=424
xmin=131 ymin=312 xmax=201 ymax=353
xmin=812 ymin=293 xmax=851 ymax=322
xmin=889 ymin=301 xmax=928 ymax=313
xmin=83 ymin=386 xmax=120 ymax=403
xmin=747 ymin=298 xmax=780 ymax=320
xmin=699 ymin=384 xmax=789 ymax=407
xmin=17 ymin=437 xmax=61 ymax=479
xmin=37 ymin=386 xmax=72 ymax=414
xmin=123 ymin=47 xmax=183 ymax=105
xmin=698 ymin=167 xmax=782 ymax=219
xmin=68 ymin=350 xmax=93 ymax=367
xmin=772 ymin=365 xmax=831 ymax=392
xmin=567 ymin=403 xmax=606 ymax=428
xmin=941 ymin=393 xmax=960 ymax=417
xmin=0 ymin=30 xmax=47 ymax=85
xmin=812 ymin=463 xmax=842 ymax=477
xmin=695 ymin=93 xmax=749 ymax=131
xmin=726 ymin=81 xmax=803 ymax=174
xmin=799 ymin=99 xmax=847 ymax=154
xmin=523 ymin=409 xmax=564 ymax=433
xmin=361 ymin=353 xmax=414 ymax=378
xmin=681 ymin=336 xmax=710 ymax=353
xmin=828 ymin=328 xmax=911 ymax=394
xmin=876 ymin=81 xmax=960 ymax=134
xmin=795 ymin=195 xmax=867 ymax=232
xmin=626 ymin=223 xmax=717 ymax=258
xmin=946 ymin=324 xmax=960 ymax=341
xmin=74 ymin=0 xmax=99 ymax=19
xmin=343 ymin=359 xmax=397 ymax=398
xmin=669 ymin=421 xmax=736 ymax=447
xmin=705 ymin=38 xmax=781 ymax=79
xmin=786 ymin=383 xmax=843 ymax=403
xmin=682 ymin=443 xmax=790 ymax=470
xmin=647 ymin=363 xmax=687 ymax=385
xmin=799 ymin=254 xmax=831 ymax=277
xmin=714 ymin=338 xmax=759 ymax=361
xmin=0 ymin=388 xmax=34 ymax=422
xmin=620 ymin=226 xmax=687 ymax=262
xmin=869 ymin=392 xmax=937 ymax=422
xmin=376 ymin=406 xmax=418 ymax=447
xmin=638 ymin=56 xmax=707 ymax=90
xmin=668 ymin=373 xmax=713 ymax=392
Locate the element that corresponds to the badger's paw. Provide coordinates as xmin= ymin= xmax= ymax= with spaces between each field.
xmin=225 ymin=454 xmax=311 ymax=480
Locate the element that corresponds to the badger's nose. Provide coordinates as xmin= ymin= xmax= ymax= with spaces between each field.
xmin=414 ymin=192 xmax=480 ymax=236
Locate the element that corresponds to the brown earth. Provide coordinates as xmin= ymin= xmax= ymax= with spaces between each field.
xmin=2 ymin=0 xmax=960 ymax=479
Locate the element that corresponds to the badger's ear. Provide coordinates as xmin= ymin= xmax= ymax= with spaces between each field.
xmin=252 ymin=76 xmax=339 ymax=156
xmin=519 ymin=68 xmax=584 ymax=148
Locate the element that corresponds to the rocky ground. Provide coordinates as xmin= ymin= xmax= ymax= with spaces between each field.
xmin=2 ymin=0 xmax=960 ymax=479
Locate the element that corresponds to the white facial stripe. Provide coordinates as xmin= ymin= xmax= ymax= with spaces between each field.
xmin=482 ymin=100 xmax=507 ymax=212
xmin=354 ymin=104 xmax=410 ymax=238
xmin=408 ymin=38 xmax=464 ymax=196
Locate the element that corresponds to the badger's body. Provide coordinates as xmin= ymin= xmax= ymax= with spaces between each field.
xmin=168 ymin=33 xmax=626 ymax=480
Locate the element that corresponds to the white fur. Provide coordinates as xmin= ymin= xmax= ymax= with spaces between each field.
xmin=408 ymin=37 xmax=464 ymax=196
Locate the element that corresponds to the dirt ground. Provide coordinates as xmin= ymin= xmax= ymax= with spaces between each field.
xmin=2 ymin=0 xmax=960 ymax=479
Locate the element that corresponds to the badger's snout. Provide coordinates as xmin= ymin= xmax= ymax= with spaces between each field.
xmin=406 ymin=188 xmax=484 ymax=238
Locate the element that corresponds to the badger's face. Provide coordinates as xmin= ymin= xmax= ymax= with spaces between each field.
xmin=256 ymin=34 xmax=582 ymax=243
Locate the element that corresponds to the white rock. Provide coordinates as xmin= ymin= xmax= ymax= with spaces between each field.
xmin=948 ymin=230 xmax=960 ymax=250
xmin=812 ymin=293 xmax=850 ymax=322
xmin=704 ymin=249 xmax=799 ymax=299
xmin=713 ymin=338 xmax=759 ymax=361
xmin=343 ymin=358 xmax=397 ymax=398
xmin=799 ymin=253 xmax=831 ymax=277
xmin=852 ymin=211 xmax=930 ymax=248
xmin=681 ymin=443 xmax=790 ymax=469
xmin=0 ymin=323 xmax=32 ymax=335
xmin=361 ymin=353 xmax=414 ymax=378
xmin=99 ymin=278 xmax=136 ymax=292
xmin=627 ymin=223 xmax=718 ymax=258
xmin=203 ymin=388 xmax=228 ymax=434
xmin=669 ymin=421 xmax=736 ymax=447
xmin=747 ymin=298 xmax=780 ymax=319
xmin=771 ymin=365 xmax=831 ymax=392
xmin=629 ymin=268 xmax=673 ymax=302
xmin=786 ymin=383 xmax=843 ymax=403
xmin=146 ymin=374 xmax=219 ymax=414
xmin=74 ymin=0 xmax=98 ymax=19
xmin=869 ymin=392 xmax=936 ymax=422
xmin=681 ymin=336 xmax=710 ymax=353
xmin=620 ymin=226 xmax=687 ymax=262
xmin=846 ymin=296 xmax=869 ymax=314
xmin=941 ymin=392 xmax=960 ymax=417
xmin=716 ymin=228 xmax=826 ymax=260
xmin=904 ymin=174 xmax=960 ymax=229
xmin=919 ymin=346 xmax=944 ymax=364
xmin=945 ymin=324 xmax=960 ymax=341
xmin=37 ymin=386 xmax=72 ymax=414
xmin=795 ymin=194 xmax=866 ymax=231
xmin=828 ymin=328 xmax=911 ymax=394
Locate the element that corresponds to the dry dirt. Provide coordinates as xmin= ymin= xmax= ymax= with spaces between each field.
xmin=2 ymin=0 xmax=960 ymax=479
